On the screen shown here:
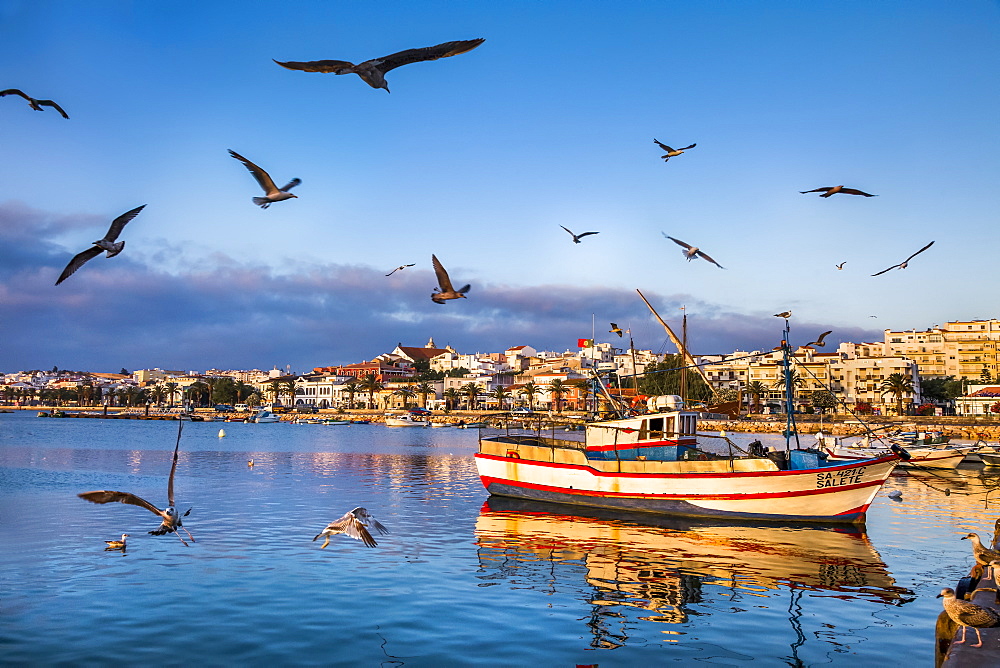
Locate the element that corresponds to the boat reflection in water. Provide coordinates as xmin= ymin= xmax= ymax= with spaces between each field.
xmin=475 ymin=497 xmax=913 ymax=652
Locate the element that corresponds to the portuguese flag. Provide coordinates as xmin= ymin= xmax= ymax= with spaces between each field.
xmin=577 ymin=338 xmax=594 ymax=348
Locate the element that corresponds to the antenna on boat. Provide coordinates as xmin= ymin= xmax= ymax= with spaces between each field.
xmin=780 ymin=319 xmax=802 ymax=452
xmin=635 ymin=289 xmax=712 ymax=388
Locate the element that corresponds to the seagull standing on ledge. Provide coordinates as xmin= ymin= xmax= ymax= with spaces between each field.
xmin=653 ymin=139 xmax=696 ymax=161
xmin=774 ymin=311 xmax=792 ymax=319
xmin=560 ymin=226 xmax=599 ymax=244
xmin=274 ymin=38 xmax=485 ymax=93
xmin=871 ymin=241 xmax=935 ymax=276
xmin=663 ymin=234 xmax=724 ymax=269
xmin=800 ymin=186 xmax=877 ymax=197
xmin=314 ymin=507 xmax=389 ymax=548
xmin=430 ymin=254 xmax=470 ymax=304
xmin=228 ymin=150 xmax=301 ymax=208
xmin=55 ymin=205 xmax=146 ymax=285
xmin=938 ymin=588 xmax=1000 ymax=648
xmin=0 ymin=88 xmax=69 ymax=118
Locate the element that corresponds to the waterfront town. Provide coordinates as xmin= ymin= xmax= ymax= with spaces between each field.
xmin=4 ymin=318 xmax=1000 ymax=418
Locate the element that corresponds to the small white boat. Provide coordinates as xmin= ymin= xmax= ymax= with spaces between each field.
xmin=251 ymin=409 xmax=281 ymax=423
xmin=384 ymin=413 xmax=430 ymax=427
xmin=978 ymin=449 xmax=1000 ymax=467
xmin=820 ymin=434 xmax=973 ymax=470
xmin=323 ymin=420 xmax=351 ymax=425
xmin=431 ymin=422 xmax=452 ymax=428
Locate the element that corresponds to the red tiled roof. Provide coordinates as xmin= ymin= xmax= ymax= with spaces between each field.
xmin=396 ymin=346 xmax=451 ymax=361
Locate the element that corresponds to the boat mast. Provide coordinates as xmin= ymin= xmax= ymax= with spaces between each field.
xmin=781 ymin=319 xmax=801 ymax=452
xmin=636 ymin=289 xmax=712 ymax=387
xmin=680 ymin=306 xmax=688 ymax=405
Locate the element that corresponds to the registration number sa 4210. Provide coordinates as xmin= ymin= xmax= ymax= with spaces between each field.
xmin=816 ymin=467 xmax=866 ymax=489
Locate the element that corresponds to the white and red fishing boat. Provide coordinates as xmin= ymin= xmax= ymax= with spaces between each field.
xmin=475 ymin=402 xmax=901 ymax=524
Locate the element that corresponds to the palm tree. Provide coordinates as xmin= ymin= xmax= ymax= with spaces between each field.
xmin=414 ymin=381 xmax=435 ymax=409
xmin=394 ymin=385 xmax=416 ymax=408
xmin=149 ymin=385 xmax=167 ymax=407
xmin=188 ymin=381 xmax=209 ymax=407
xmin=568 ymin=379 xmax=591 ymax=411
xmin=358 ymin=374 xmax=384 ymax=410
xmin=772 ymin=370 xmax=804 ymax=410
xmin=547 ymin=379 xmax=569 ymax=413
xmin=880 ymin=373 xmax=915 ymax=416
xmin=518 ymin=382 xmax=539 ymax=410
xmin=234 ymin=381 xmax=255 ymax=404
xmin=343 ymin=379 xmax=360 ymax=409
xmin=203 ymin=377 xmax=220 ymax=406
xmin=247 ymin=392 xmax=263 ymax=408
xmin=460 ymin=383 xmax=482 ymax=411
xmin=489 ymin=385 xmax=511 ymax=411
xmin=164 ymin=382 xmax=180 ymax=408
xmin=282 ymin=379 xmax=298 ymax=407
xmin=443 ymin=387 xmax=460 ymax=411
xmin=745 ymin=380 xmax=769 ymax=413
xmin=267 ymin=380 xmax=283 ymax=407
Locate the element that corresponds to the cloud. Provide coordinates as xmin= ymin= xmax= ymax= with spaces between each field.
xmin=0 ymin=202 xmax=883 ymax=373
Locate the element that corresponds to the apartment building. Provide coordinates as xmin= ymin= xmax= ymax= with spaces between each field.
xmin=883 ymin=319 xmax=1000 ymax=380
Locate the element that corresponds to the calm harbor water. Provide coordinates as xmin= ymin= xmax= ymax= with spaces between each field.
xmin=2 ymin=412 xmax=998 ymax=666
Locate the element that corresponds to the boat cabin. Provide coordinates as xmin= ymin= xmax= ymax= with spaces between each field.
xmin=584 ymin=410 xmax=699 ymax=461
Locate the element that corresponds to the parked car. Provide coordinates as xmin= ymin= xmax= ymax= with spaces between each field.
xmin=511 ymin=407 xmax=533 ymax=415
xmin=408 ymin=407 xmax=432 ymax=416
xmin=213 ymin=404 xmax=235 ymax=412
xmin=294 ymin=406 xmax=318 ymax=414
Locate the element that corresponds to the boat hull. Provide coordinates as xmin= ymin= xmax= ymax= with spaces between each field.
xmin=475 ymin=451 xmax=899 ymax=524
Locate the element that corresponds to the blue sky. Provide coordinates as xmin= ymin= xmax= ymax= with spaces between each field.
xmin=2 ymin=1 xmax=998 ymax=373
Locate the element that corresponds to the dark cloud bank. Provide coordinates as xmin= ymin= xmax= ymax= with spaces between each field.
xmin=0 ymin=202 xmax=881 ymax=373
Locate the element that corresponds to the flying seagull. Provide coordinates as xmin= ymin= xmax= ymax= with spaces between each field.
xmin=653 ymin=139 xmax=696 ymax=161
xmin=431 ymin=254 xmax=470 ymax=304
xmin=386 ymin=263 xmax=415 ymax=276
xmin=871 ymin=241 xmax=934 ymax=276
xmin=800 ymin=186 xmax=876 ymax=198
xmin=836 ymin=262 xmax=846 ymax=270
xmin=55 ymin=205 xmax=145 ymax=286
xmin=609 ymin=323 xmax=623 ymax=337
xmin=663 ymin=234 xmax=725 ymax=269
xmin=274 ymin=38 xmax=485 ymax=93
xmin=0 ymin=88 xmax=69 ymax=118
xmin=314 ymin=507 xmax=389 ymax=548
xmin=228 ymin=149 xmax=300 ymax=208
xmin=560 ymin=226 xmax=599 ymax=244
xmin=937 ymin=587 xmax=1000 ymax=648
xmin=774 ymin=311 xmax=792 ymax=319
xmin=78 ymin=416 xmax=194 ymax=545
xmin=805 ymin=330 xmax=833 ymax=347
xmin=104 ymin=533 xmax=129 ymax=550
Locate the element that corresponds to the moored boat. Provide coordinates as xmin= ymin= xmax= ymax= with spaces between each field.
xmin=475 ymin=406 xmax=900 ymax=524
xmin=820 ymin=434 xmax=973 ymax=470
xmin=384 ymin=413 xmax=430 ymax=427
xmin=250 ymin=409 xmax=281 ymax=423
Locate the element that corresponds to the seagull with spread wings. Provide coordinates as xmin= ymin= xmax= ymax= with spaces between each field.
xmin=55 ymin=205 xmax=145 ymax=285
xmin=663 ymin=234 xmax=724 ymax=269
xmin=653 ymin=139 xmax=696 ymax=161
xmin=560 ymin=226 xmax=599 ymax=244
xmin=314 ymin=507 xmax=389 ymax=548
xmin=386 ymin=263 xmax=415 ymax=276
xmin=805 ymin=330 xmax=833 ymax=347
xmin=800 ymin=186 xmax=876 ymax=198
xmin=78 ymin=416 xmax=194 ymax=545
xmin=609 ymin=323 xmax=624 ymax=337
xmin=431 ymin=255 xmax=470 ymax=304
xmin=1 ymin=88 xmax=69 ymax=118
xmin=274 ymin=38 xmax=485 ymax=93
xmin=228 ymin=150 xmax=301 ymax=208
xmin=836 ymin=262 xmax=846 ymax=270
xmin=871 ymin=241 xmax=935 ymax=276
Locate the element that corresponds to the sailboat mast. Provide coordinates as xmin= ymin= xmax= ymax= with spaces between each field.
xmin=680 ymin=307 xmax=688 ymax=404
xmin=781 ymin=320 xmax=801 ymax=452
